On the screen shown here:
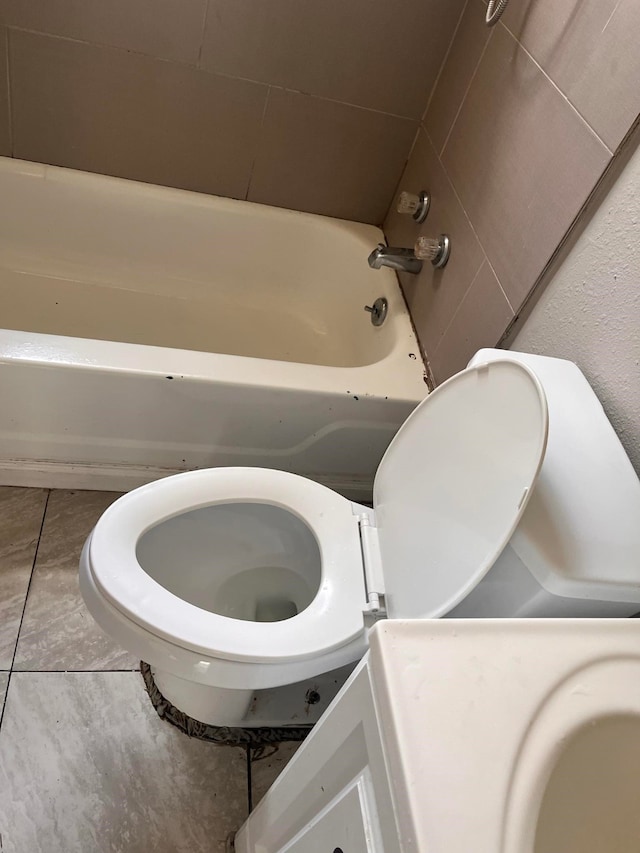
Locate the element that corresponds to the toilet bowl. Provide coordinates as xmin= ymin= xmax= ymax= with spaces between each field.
xmin=80 ymin=352 xmax=640 ymax=727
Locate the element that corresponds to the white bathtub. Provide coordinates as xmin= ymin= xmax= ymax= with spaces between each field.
xmin=0 ymin=158 xmax=427 ymax=498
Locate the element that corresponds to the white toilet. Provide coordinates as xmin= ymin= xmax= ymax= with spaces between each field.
xmin=80 ymin=350 xmax=640 ymax=728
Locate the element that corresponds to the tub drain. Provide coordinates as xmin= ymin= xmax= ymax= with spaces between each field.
xmin=140 ymin=662 xmax=311 ymax=746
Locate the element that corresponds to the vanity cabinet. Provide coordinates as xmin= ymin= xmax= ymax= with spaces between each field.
xmin=236 ymin=618 xmax=640 ymax=853
xmin=234 ymin=629 xmax=402 ymax=853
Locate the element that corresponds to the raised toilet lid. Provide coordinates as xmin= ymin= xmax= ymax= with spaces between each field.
xmin=373 ymin=360 xmax=549 ymax=619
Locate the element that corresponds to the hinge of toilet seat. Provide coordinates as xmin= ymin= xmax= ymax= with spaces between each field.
xmin=357 ymin=515 xmax=386 ymax=617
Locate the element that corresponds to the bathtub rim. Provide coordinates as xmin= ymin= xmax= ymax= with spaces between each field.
xmin=0 ymin=327 xmax=428 ymax=400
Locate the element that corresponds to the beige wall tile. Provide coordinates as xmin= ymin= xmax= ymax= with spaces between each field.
xmin=425 ymin=0 xmax=492 ymax=154
xmin=441 ymin=25 xmax=610 ymax=307
xmin=384 ymin=129 xmax=486 ymax=353
xmin=0 ymin=0 xmax=207 ymax=64
xmin=200 ymin=0 xmax=465 ymax=119
xmin=501 ymin=0 xmax=640 ymax=151
xmin=248 ymin=89 xmax=417 ymax=224
xmin=430 ymin=261 xmax=513 ymax=383
xmin=9 ymin=30 xmax=267 ymax=199
xmin=0 ymin=27 xmax=9 ymax=154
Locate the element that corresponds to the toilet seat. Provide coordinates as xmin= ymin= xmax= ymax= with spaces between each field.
xmin=86 ymin=467 xmax=367 ymax=664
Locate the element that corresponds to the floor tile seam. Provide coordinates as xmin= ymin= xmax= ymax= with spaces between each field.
xmin=246 ymin=745 xmax=252 ymax=815
xmin=0 ymin=490 xmax=50 ymax=730
xmin=10 ymin=668 xmax=141 ymax=673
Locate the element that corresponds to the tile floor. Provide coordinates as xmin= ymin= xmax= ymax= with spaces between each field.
xmin=0 ymin=486 xmax=299 ymax=853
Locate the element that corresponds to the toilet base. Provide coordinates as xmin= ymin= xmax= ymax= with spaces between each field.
xmin=141 ymin=663 xmax=311 ymax=745
xmin=152 ymin=666 xmax=255 ymax=727
xmin=141 ymin=661 xmax=357 ymax=739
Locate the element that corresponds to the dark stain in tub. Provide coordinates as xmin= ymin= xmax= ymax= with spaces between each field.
xmin=166 ymin=375 xmax=173 ymax=379
xmin=409 ymin=353 xmax=417 ymax=359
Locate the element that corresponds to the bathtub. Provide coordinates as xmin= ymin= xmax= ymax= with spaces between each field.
xmin=0 ymin=158 xmax=427 ymax=498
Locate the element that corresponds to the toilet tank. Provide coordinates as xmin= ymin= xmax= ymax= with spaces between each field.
xmin=448 ymin=349 xmax=640 ymax=618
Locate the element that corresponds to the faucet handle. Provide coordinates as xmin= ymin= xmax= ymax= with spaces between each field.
xmin=397 ymin=190 xmax=430 ymax=223
xmin=414 ymin=234 xmax=451 ymax=268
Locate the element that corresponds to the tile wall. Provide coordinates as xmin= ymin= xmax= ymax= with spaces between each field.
xmin=0 ymin=0 xmax=466 ymax=224
xmin=385 ymin=0 xmax=640 ymax=382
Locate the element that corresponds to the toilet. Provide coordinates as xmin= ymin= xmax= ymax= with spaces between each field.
xmin=79 ymin=350 xmax=640 ymax=728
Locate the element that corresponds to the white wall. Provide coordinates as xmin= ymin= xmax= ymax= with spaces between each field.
xmin=512 ymin=142 xmax=640 ymax=474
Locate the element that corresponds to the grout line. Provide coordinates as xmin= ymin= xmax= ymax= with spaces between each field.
xmin=439 ymin=26 xmax=494 ymax=158
xmin=422 ymin=0 xmax=470 ymax=124
xmin=0 ymin=489 xmax=50 ymax=731
xmin=432 ymin=258 xmax=487 ymax=357
xmin=196 ymin=0 xmax=210 ymax=66
xmin=381 ymin=124 xmax=422 ymax=225
xmin=6 ymin=25 xmax=419 ymax=124
xmin=244 ymin=85 xmax=270 ymax=202
xmin=423 ymin=128 xmax=511 ymax=304
xmin=497 ymin=22 xmax=613 ymax=155
xmin=602 ymin=0 xmax=623 ymax=34
xmin=10 ymin=668 xmax=142 ymax=673
xmin=261 ymin=84 xmax=419 ymax=121
xmin=246 ymin=746 xmax=253 ymax=814
xmin=490 ymin=256 xmax=515 ymax=312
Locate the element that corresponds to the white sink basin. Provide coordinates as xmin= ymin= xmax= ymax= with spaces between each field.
xmin=369 ymin=619 xmax=640 ymax=853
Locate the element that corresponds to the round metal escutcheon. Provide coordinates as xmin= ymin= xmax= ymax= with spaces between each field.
xmin=364 ymin=296 xmax=388 ymax=326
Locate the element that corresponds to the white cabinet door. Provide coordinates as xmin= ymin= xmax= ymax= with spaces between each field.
xmin=236 ymin=661 xmax=400 ymax=853
xmin=280 ymin=771 xmax=382 ymax=853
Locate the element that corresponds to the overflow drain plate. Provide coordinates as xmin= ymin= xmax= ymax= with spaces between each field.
xmin=364 ymin=296 xmax=388 ymax=326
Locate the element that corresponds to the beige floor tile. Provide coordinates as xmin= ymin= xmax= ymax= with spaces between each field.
xmin=0 ymin=672 xmax=8 ymax=717
xmin=0 ymin=486 xmax=48 ymax=668
xmin=250 ymin=741 xmax=302 ymax=807
xmin=13 ymin=489 xmax=138 ymax=671
xmin=0 ymin=671 xmax=248 ymax=852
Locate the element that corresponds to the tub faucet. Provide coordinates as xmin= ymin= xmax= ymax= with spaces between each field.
xmin=367 ymin=243 xmax=423 ymax=275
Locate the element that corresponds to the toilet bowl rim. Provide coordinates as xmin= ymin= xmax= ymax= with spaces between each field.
xmin=85 ymin=467 xmax=368 ymax=664
xmin=80 ymin=540 xmax=368 ymax=690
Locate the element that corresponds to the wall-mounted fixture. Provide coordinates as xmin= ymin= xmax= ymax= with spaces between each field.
xmin=368 ymin=244 xmax=424 ymax=274
xmin=396 ymin=190 xmax=431 ymax=224
xmin=486 ymin=0 xmax=510 ymax=26
xmin=364 ymin=296 xmax=388 ymax=326
xmin=415 ymin=234 xmax=451 ymax=269
xmin=367 ymin=234 xmax=451 ymax=275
